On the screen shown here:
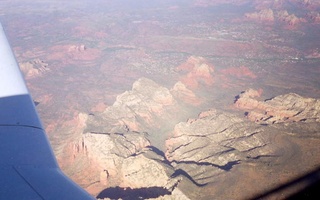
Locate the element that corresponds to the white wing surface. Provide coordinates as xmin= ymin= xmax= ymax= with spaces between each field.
xmin=0 ymin=23 xmax=94 ymax=200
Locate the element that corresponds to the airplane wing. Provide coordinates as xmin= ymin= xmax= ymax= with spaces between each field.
xmin=0 ymin=23 xmax=94 ymax=200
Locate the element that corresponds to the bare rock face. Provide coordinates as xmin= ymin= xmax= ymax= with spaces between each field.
xmin=68 ymin=44 xmax=87 ymax=52
xmin=87 ymin=77 xmax=179 ymax=134
xmin=165 ymin=109 xmax=274 ymax=185
xmin=19 ymin=58 xmax=49 ymax=78
xmin=245 ymin=8 xmax=306 ymax=27
xmin=79 ymin=131 xmax=154 ymax=186
xmin=73 ymin=78 xmax=191 ymax=197
xmin=276 ymin=10 xmax=306 ymax=26
xmin=235 ymin=89 xmax=320 ymax=124
xmin=69 ymin=116 xmax=182 ymax=197
xmin=176 ymin=56 xmax=214 ymax=89
xmin=171 ymin=81 xmax=202 ymax=106
xmin=245 ymin=9 xmax=275 ymax=22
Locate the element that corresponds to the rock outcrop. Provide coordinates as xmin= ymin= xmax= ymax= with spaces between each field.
xmin=170 ymin=81 xmax=202 ymax=106
xmin=58 ymin=83 xmax=320 ymax=198
xmin=245 ymin=9 xmax=275 ymax=22
xmin=78 ymin=131 xmax=154 ymax=187
xmin=64 ymin=113 xmax=185 ymax=198
xmin=277 ymin=10 xmax=306 ymax=26
xmin=176 ymin=56 xmax=214 ymax=89
xmin=19 ymin=58 xmax=49 ymax=78
xmin=60 ymin=79 xmax=320 ymax=198
xmin=63 ymin=78 xmax=197 ymax=198
xmin=235 ymin=89 xmax=320 ymax=124
xmin=47 ymin=44 xmax=101 ymax=64
xmin=165 ymin=109 xmax=274 ymax=185
xmin=68 ymin=44 xmax=87 ymax=52
xmin=86 ymin=77 xmax=179 ymax=134
xmin=245 ymin=9 xmax=306 ymax=27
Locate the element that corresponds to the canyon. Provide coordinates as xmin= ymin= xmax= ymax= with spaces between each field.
xmin=1 ymin=0 xmax=320 ymax=199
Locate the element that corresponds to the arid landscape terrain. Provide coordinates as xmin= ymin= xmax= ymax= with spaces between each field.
xmin=1 ymin=0 xmax=320 ymax=199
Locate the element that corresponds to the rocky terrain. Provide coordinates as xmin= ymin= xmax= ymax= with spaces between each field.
xmin=1 ymin=0 xmax=320 ymax=199
xmin=19 ymin=58 xmax=49 ymax=79
xmin=176 ymin=56 xmax=215 ymax=89
xmin=165 ymin=109 xmax=275 ymax=185
xmin=245 ymin=9 xmax=306 ymax=27
xmin=59 ymin=75 xmax=320 ymax=199
xmin=84 ymin=77 xmax=200 ymax=150
xmin=235 ymin=88 xmax=320 ymax=124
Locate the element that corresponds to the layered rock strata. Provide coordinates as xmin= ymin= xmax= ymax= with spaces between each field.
xmin=70 ymin=115 xmax=187 ymax=199
xmin=235 ymin=89 xmax=320 ymax=124
xmin=165 ymin=109 xmax=274 ymax=185
xmin=20 ymin=58 xmax=49 ymax=78
xmin=86 ymin=77 xmax=179 ymax=133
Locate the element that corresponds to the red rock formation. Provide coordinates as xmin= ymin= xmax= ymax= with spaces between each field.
xmin=177 ymin=56 xmax=214 ymax=89
xmin=165 ymin=108 xmax=274 ymax=185
xmin=245 ymin=8 xmax=306 ymax=28
xmin=53 ymin=78 xmax=193 ymax=197
xmin=47 ymin=44 xmax=101 ymax=64
xmin=67 ymin=126 xmax=182 ymax=196
xmin=170 ymin=81 xmax=202 ymax=106
xmin=277 ymin=10 xmax=306 ymax=26
xmin=235 ymin=89 xmax=320 ymax=124
xmin=19 ymin=58 xmax=50 ymax=79
xmin=85 ymin=78 xmax=186 ymax=137
xmin=251 ymin=0 xmax=320 ymax=11
xmin=56 ymin=111 xmax=178 ymax=196
xmin=245 ymin=9 xmax=275 ymax=22
xmin=45 ymin=112 xmax=88 ymax=152
xmin=234 ymin=88 xmax=263 ymax=110
xmin=68 ymin=44 xmax=86 ymax=52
